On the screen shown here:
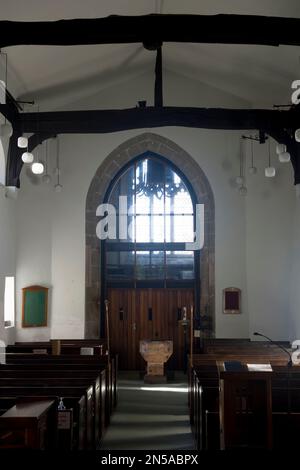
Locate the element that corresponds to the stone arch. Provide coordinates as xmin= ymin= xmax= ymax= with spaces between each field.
xmin=85 ymin=132 xmax=215 ymax=338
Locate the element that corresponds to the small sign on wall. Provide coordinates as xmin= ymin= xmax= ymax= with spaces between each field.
xmin=58 ymin=410 xmax=72 ymax=430
xmin=223 ymin=287 xmax=241 ymax=314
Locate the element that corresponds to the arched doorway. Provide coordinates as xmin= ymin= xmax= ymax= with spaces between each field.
xmin=85 ymin=133 xmax=215 ymax=368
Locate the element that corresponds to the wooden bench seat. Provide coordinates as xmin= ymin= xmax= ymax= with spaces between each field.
xmin=189 ymin=347 xmax=300 ymax=450
xmin=0 ymin=343 xmax=118 ymax=450
xmin=0 ymin=399 xmax=57 ymax=449
xmin=0 ymin=389 xmax=87 ymax=449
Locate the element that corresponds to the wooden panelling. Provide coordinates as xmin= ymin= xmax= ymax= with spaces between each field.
xmin=108 ymin=288 xmax=194 ymax=370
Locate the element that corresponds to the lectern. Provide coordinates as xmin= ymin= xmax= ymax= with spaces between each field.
xmin=218 ymin=362 xmax=273 ymax=449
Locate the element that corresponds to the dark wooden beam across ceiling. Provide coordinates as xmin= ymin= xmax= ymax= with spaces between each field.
xmin=1 ymin=14 xmax=300 ymax=48
xmin=3 ymin=104 xmax=300 ymax=187
xmin=16 ymin=106 xmax=300 ymax=134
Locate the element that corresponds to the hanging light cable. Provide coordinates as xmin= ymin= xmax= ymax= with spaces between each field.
xmin=0 ymin=51 xmax=13 ymax=138
xmin=18 ymin=103 xmax=28 ymax=148
xmin=237 ymin=138 xmax=247 ymax=195
xmin=21 ymin=104 xmax=33 ymax=163
xmin=32 ymin=104 xmax=45 ymax=175
xmin=277 ymin=140 xmax=291 ymax=163
xmin=249 ymin=138 xmax=257 ymax=175
xmin=265 ymin=137 xmax=276 ymax=177
xmin=235 ymin=140 xmax=244 ymax=187
xmin=42 ymin=139 xmax=51 ymax=184
xmin=54 ymin=136 xmax=62 ymax=192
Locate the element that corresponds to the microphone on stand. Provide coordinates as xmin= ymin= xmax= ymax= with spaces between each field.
xmin=253 ymin=332 xmax=293 ymax=367
xmin=253 ymin=331 xmax=292 ymax=422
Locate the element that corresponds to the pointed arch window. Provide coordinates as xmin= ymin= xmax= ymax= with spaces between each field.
xmin=104 ymin=153 xmax=198 ymax=287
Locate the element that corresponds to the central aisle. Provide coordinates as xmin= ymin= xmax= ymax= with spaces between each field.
xmin=101 ymin=372 xmax=195 ymax=450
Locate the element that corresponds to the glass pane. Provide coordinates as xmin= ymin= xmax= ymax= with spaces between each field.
xmin=165 ymin=215 xmax=194 ymax=242
xmin=136 ymin=215 xmax=150 ymax=242
xmin=135 ymin=192 xmax=150 ymax=215
xmin=113 ymin=215 xmax=135 ymax=243
xmin=136 ymin=215 xmax=164 ymax=242
xmin=108 ymin=166 xmax=135 ymax=214
xmin=135 ymin=158 xmax=165 ymax=214
xmin=165 ymin=166 xmax=193 ymax=214
xmin=106 ymin=251 xmax=135 ymax=280
xmin=136 ymin=251 xmax=164 ymax=279
xmin=150 ymin=215 xmax=164 ymax=242
xmin=166 ymin=251 xmax=194 ymax=280
xmin=172 ymin=191 xmax=193 ymax=214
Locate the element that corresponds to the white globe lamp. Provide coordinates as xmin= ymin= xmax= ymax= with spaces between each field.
xmin=235 ymin=176 xmax=244 ymax=186
xmin=18 ymin=136 xmax=28 ymax=148
xmin=278 ymin=152 xmax=291 ymax=163
xmin=265 ymin=166 xmax=276 ymax=178
xmin=21 ymin=152 xmax=34 ymax=164
xmin=54 ymin=183 xmax=63 ymax=193
xmin=276 ymin=143 xmax=287 ymax=154
xmin=238 ymin=186 xmax=248 ymax=196
xmin=31 ymin=162 xmax=45 ymax=175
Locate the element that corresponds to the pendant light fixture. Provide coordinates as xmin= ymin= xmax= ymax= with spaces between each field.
xmin=235 ymin=139 xmax=244 ymax=186
xmin=0 ymin=51 xmax=13 ymax=139
xmin=54 ymin=137 xmax=62 ymax=192
xmin=278 ymin=150 xmax=291 ymax=163
xmin=18 ymin=104 xmax=28 ymax=148
xmin=276 ymin=141 xmax=290 ymax=163
xmin=21 ymin=149 xmax=34 ymax=164
xmin=21 ymin=105 xmax=33 ymax=163
xmin=276 ymin=143 xmax=286 ymax=154
xmin=295 ymin=129 xmax=300 ymax=143
xmin=265 ymin=138 xmax=276 ymax=178
xmin=31 ymin=105 xmax=44 ymax=175
xmin=18 ymin=136 xmax=28 ymax=148
xmin=31 ymin=144 xmax=44 ymax=174
xmin=32 ymin=160 xmax=44 ymax=175
xmin=237 ymin=138 xmax=247 ymax=195
xmin=42 ymin=139 xmax=51 ymax=184
xmin=249 ymin=139 xmax=257 ymax=175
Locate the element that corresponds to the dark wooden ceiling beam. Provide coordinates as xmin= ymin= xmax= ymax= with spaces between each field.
xmin=4 ymin=105 xmax=300 ymax=188
xmin=17 ymin=106 xmax=300 ymax=133
xmin=1 ymin=14 xmax=300 ymax=48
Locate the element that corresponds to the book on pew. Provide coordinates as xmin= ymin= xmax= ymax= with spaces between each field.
xmin=223 ymin=361 xmax=246 ymax=371
xmin=247 ymin=363 xmax=273 ymax=372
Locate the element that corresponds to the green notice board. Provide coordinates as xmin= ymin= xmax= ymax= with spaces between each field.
xmin=22 ymin=286 xmax=48 ymax=328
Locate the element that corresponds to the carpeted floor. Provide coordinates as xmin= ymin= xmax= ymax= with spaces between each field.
xmin=101 ymin=372 xmax=195 ymax=450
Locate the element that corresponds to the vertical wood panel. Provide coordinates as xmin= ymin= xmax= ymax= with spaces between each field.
xmin=108 ymin=288 xmax=194 ymax=370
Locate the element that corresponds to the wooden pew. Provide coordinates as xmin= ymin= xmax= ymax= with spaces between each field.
xmin=0 ymin=386 xmax=93 ymax=450
xmin=189 ymin=345 xmax=297 ymax=450
xmin=0 ymin=399 xmax=57 ymax=449
xmin=7 ymin=339 xmax=107 ymax=356
xmin=3 ymin=353 xmax=118 ymax=425
xmin=0 ymin=369 xmax=107 ymax=439
xmin=0 ymin=345 xmax=118 ymax=449
xmin=0 ymin=376 xmax=103 ymax=446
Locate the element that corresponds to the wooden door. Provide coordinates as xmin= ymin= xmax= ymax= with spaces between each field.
xmin=107 ymin=288 xmax=137 ymax=370
xmin=107 ymin=288 xmax=194 ymax=370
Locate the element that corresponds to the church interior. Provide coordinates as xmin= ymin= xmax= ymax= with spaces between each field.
xmin=1 ymin=0 xmax=300 ymax=452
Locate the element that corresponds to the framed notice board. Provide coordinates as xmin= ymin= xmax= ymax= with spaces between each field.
xmin=223 ymin=287 xmax=241 ymax=314
xmin=22 ymin=285 xmax=48 ymax=328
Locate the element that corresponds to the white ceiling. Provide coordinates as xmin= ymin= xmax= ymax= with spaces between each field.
xmin=1 ymin=0 xmax=300 ymax=110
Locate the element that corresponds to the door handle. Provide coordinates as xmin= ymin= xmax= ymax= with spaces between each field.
xmin=132 ymin=322 xmax=137 ymax=331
